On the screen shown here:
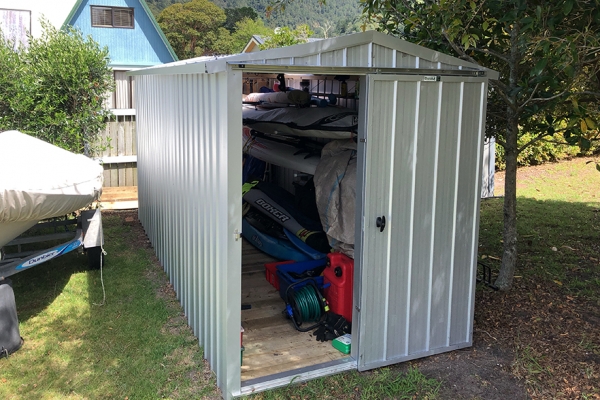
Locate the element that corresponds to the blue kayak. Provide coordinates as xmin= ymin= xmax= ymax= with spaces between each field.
xmin=242 ymin=218 xmax=313 ymax=262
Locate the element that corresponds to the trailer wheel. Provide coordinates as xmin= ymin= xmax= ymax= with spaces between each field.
xmin=87 ymin=246 xmax=103 ymax=270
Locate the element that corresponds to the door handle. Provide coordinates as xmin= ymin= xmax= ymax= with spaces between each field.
xmin=376 ymin=216 xmax=386 ymax=232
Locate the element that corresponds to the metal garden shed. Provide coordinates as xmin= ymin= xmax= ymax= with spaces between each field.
xmin=129 ymin=30 xmax=499 ymax=398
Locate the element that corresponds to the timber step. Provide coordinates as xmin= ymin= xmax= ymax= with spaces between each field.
xmin=97 ymin=186 xmax=138 ymax=210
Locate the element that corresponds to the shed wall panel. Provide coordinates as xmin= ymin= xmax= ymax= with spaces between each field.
xmin=134 ymin=71 xmax=241 ymax=397
xmin=346 ymin=44 xmax=371 ymax=67
xmin=293 ymin=55 xmax=320 ymax=65
xmin=407 ymin=81 xmax=439 ymax=355
xmin=429 ymin=82 xmax=461 ymax=349
xmin=395 ymin=52 xmax=417 ymax=68
xmin=372 ymin=44 xmax=395 ymax=67
xmin=384 ymin=81 xmax=418 ymax=358
xmin=358 ymin=79 xmax=400 ymax=363
xmin=449 ymin=82 xmax=484 ymax=345
xmin=320 ymin=49 xmax=344 ymax=66
xmin=419 ymin=59 xmax=436 ymax=69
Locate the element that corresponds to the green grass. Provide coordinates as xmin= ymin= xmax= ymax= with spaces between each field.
xmin=480 ymin=158 xmax=600 ymax=298
xmin=246 ymin=367 xmax=440 ymax=399
xmin=1 ymin=214 xmax=218 ymax=399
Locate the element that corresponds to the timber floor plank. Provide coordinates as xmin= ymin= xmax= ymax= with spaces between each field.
xmin=241 ymin=239 xmax=346 ymax=381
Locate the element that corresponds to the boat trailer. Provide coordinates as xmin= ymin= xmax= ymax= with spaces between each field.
xmin=0 ymin=208 xmax=104 ymax=279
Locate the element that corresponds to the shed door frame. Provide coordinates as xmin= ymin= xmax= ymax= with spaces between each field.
xmin=355 ymin=73 xmax=488 ymax=371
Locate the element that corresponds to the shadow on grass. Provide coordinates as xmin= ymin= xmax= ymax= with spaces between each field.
xmin=2 ymin=212 xmax=217 ymax=399
xmin=479 ymin=196 xmax=600 ymax=297
xmin=10 ymin=251 xmax=90 ymax=322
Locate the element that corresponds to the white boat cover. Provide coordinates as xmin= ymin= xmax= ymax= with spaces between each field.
xmin=0 ymin=131 xmax=103 ymax=248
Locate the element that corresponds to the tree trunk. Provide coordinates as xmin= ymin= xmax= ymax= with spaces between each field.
xmin=495 ymin=21 xmax=520 ymax=291
xmin=495 ymin=118 xmax=519 ymax=290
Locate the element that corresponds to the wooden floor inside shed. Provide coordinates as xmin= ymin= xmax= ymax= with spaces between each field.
xmin=241 ymin=240 xmax=346 ymax=382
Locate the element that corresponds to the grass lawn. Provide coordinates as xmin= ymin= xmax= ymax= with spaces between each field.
xmin=1 ymin=215 xmax=218 ymax=399
xmin=1 ymin=156 xmax=598 ymax=399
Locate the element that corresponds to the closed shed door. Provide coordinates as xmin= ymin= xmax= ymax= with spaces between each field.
xmin=357 ymin=74 xmax=487 ymax=370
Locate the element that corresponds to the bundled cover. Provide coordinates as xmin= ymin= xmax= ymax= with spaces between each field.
xmin=0 ymin=131 xmax=103 ymax=248
xmin=314 ymin=139 xmax=357 ymax=258
xmin=243 ymin=105 xmax=358 ymax=139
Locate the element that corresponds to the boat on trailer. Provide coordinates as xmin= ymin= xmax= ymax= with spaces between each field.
xmin=0 ymin=130 xmax=104 ymax=277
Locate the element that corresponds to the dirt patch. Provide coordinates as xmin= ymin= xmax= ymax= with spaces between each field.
xmin=394 ymin=278 xmax=600 ymax=399
xmin=408 ymin=343 xmax=527 ymax=400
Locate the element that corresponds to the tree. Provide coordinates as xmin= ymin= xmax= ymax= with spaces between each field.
xmin=146 ymin=0 xmax=189 ymax=17
xmin=260 ymin=25 xmax=314 ymax=49
xmin=312 ymin=20 xmax=335 ymax=38
xmin=362 ymin=0 xmax=600 ymax=290
xmin=224 ymin=7 xmax=260 ymax=32
xmin=230 ymin=17 xmax=272 ymax=53
xmin=157 ymin=0 xmax=233 ymax=59
xmin=0 ymin=21 xmax=113 ymax=155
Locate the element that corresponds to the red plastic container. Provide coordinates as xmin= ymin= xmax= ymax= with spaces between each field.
xmin=264 ymin=260 xmax=294 ymax=290
xmin=323 ymin=252 xmax=354 ymax=322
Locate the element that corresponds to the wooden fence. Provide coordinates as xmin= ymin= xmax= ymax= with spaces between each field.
xmin=97 ymin=111 xmax=137 ymax=188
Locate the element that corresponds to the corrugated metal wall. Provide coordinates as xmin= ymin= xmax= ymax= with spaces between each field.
xmin=135 ymin=70 xmax=243 ymax=397
xmin=357 ymin=75 xmax=486 ymax=370
xmin=0 ymin=8 xmax=30 ymax=49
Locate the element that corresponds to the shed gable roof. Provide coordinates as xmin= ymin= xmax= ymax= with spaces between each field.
xmin=130 ymin=30 xmax=498 ymax=79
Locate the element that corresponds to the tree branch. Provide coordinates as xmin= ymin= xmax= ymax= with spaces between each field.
xmin=518 ymin=131 xmax=553 ymax=153
xmin=470 ymin=46 xmax=510 ymax=63
xmin=518 ymin=88 xmax=570 ymax=113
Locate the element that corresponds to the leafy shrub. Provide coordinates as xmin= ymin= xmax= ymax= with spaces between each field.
xmin=0 ymin=21 xmax=113 ymax=154
xmin=495 ymin=132 xmax=590 ymax=170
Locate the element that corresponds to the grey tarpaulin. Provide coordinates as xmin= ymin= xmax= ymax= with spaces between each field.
xmin=314 ymin=139 xmax=357 ymax=258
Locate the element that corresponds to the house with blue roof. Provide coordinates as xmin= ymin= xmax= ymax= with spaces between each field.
xmin=64 ymin=0 xmax=177 ymax=110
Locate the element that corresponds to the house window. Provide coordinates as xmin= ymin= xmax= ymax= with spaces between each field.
xmin=91 ymin=6 xmax=134 ymax=28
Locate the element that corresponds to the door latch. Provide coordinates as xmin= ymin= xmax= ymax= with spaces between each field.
xmin=376 ymin=216 xmax=386 ymax=232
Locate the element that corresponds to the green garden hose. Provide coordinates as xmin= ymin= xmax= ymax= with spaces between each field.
xmin=285 ymin=279 xmax=329 ymax=332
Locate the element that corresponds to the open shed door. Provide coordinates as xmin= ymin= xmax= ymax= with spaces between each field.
xmin=356 ymin=74 xmax=488 ymax=371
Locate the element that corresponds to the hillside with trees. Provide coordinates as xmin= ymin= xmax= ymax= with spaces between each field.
xmin=146 ymin=0 xmax=363 ymax=38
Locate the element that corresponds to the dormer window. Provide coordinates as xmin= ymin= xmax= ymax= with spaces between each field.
xmin=91 ymin=6 xmax=134 ymax=28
